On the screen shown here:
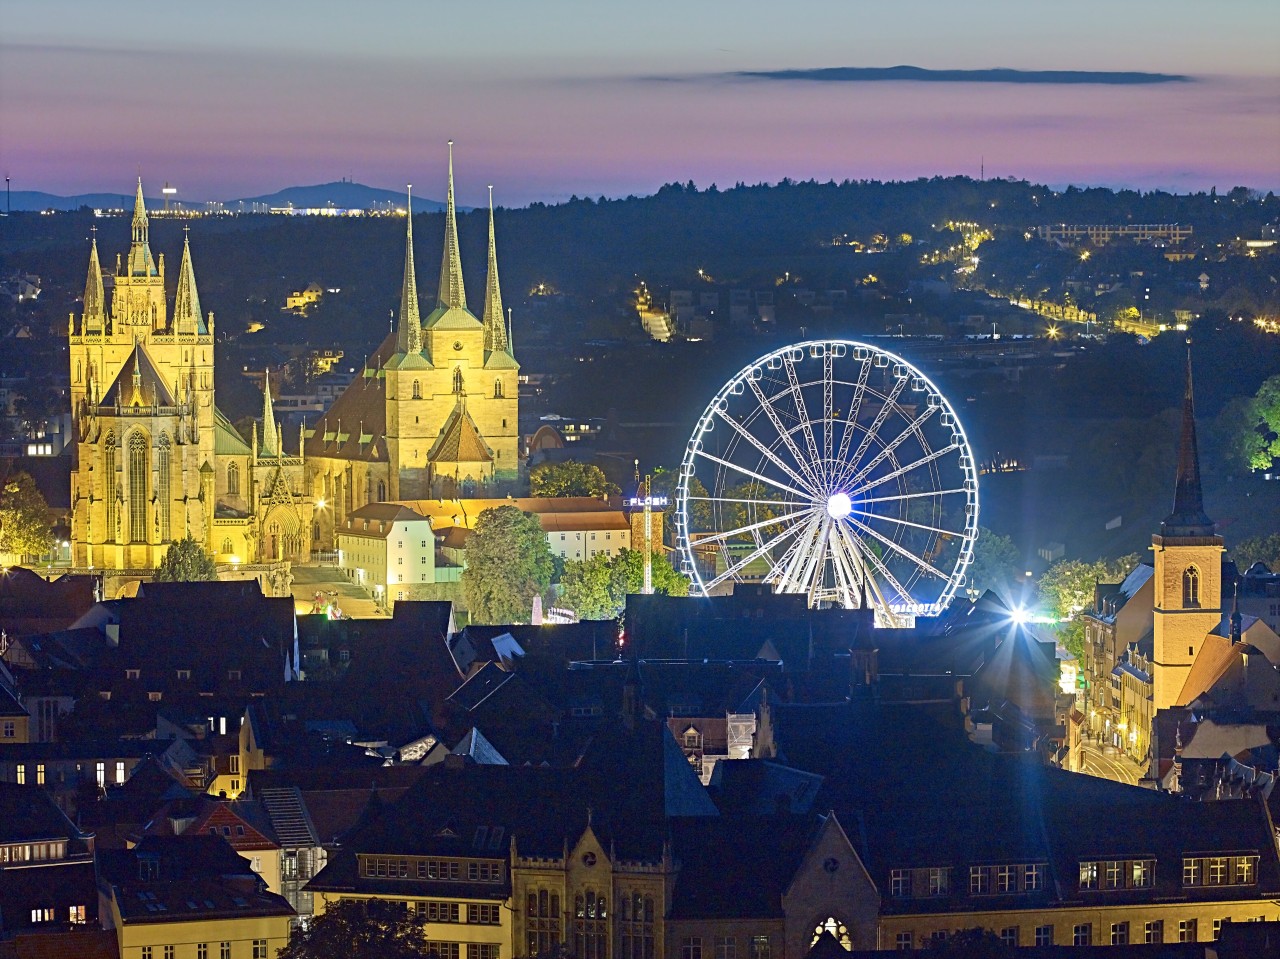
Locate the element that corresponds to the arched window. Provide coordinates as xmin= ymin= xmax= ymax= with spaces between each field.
xmin=812 ymin=918 xmax=852 ymax=951
xmin=127 ymin=432 xmax=148 ymax=543
xmin=453 ymin=367 xmax=463 ymax=393
xmin=1183 ymin=566 xmax=1201 ymax=608
xmin=157 ymin=434 xmax=171 ymax=541
xmin=376 ymin=480 xmax=387 ymax=502
xmin=221 ymin=538 xmax=233 ymax=555
xmin=104 ymin=433 xmax=118 ymax=537
xmin=412 ymin=380 xmax=421 ymax=399
xmin=227 ymin=462 xmax=240 ymax=496
xmin=494 ymin=378 xmax=503 ymax=398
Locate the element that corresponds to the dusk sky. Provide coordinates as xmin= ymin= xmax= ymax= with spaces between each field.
xmin=3 ymin=0 xmax=1278 ymax=206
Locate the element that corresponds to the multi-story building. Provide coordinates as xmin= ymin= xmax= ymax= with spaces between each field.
xmin=1082 ymin=564 xmax=1153 ymax=742
xmin=0 ymin=782 xmax=97 ymax=935
xmin=336 ymin=503 xmax=436 ymax=606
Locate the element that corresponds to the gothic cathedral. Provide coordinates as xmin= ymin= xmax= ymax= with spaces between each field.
xmin=70 ymin=148 xmax=517 ymax=567
xmin=305 ymin=144 xmax=520 ymax=550
xmin=69 ymin=180 xmax=314 ymax=569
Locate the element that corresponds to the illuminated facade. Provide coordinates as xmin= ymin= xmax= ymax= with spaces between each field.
xmin=307 ymin=149 xmax=519 ymax=551
xmin=67 ymin=181 xmax=314 ymax=570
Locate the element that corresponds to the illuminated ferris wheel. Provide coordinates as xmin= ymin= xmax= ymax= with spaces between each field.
xmin=675 ymin=340 xmax=979 ymax=625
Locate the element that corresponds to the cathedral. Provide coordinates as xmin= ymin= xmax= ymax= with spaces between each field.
xmin=304 ymin=144 xmax=520 ymax=550
xmin=68 ymin=148 xmax=518 ymax=569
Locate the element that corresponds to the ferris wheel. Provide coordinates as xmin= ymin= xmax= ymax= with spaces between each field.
xmin=675 ymin=340 xmax=979 ymax=625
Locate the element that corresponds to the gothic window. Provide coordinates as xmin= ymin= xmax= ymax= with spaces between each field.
xmin=221 ymin=538 xmax=233 ymax=555
xmin=812 ymin=919 xmax=851 ymax=952
xmin=619 ymin=892 xmax=654 ymax=959
xmin=453 ymin=367 xmax=463 ymax=393
xmin=227 ymin=463 xmax=240 ymax=496
xmin=1183 ymin=566 xmax=1201 ymax=608
xmin=526 ymin=890 xmax=561 ymax=958
xmin=573 ymin=889 xmax=608 ymax=959
xmin=127 ymin=432 xmax=148 ymax=543
xmin=104 ymin=433 xmax=117 ymax=536
xmin=377 ymin=480 xmax=386 ymax=502
xmin=494 ymin=378 xmax=503 ymax=398
xmin=157 ymin=434 xmax=171 ymax=541
xmin=412 ymin=380 xmax=421 ymax=399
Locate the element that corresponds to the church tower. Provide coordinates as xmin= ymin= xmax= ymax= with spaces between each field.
xmin=1151 ymin=344 xmax=1224 ymax=709
xmin=68 ymin=184 xmax=218 ymax=570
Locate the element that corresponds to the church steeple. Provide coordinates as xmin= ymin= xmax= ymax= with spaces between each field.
xmin=1161 ymin=341 xmax=1214 ymax=537
xmin=83 ymin=232 xmax=105 ymax=328
xmin=172 ymin=229 xmax=204 ymax=334
xmin=126 ymin=178 xmax=157 ymax=277
xmin=260 ymin=369 xmax=279 ymax=458
xmin=436 ymin=141 xmax=467 ymax=312
xmin=395 ymin=186 xmax=423 ymax=355
xmin=482 ymin=185 xmax=510 ymax=356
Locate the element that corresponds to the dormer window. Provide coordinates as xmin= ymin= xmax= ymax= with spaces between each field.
xmin=126 ymin=669 xmax=140 ymax=680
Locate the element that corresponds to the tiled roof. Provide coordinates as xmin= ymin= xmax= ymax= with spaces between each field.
xmin=428 ymin=398 xmax=493 ymax=464
xmin=304 ymin=333 xmax=393 ymax=463
xmin=102 ymin=342 xmax=175 ymax=408
xmin=258 ymin=787 xmax=320 ymax=848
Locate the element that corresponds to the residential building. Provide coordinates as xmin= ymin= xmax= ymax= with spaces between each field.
xmin=0 ymin=782 xmax=97 ymax=935
xmin=335 ymin=503 xmax=435 ymax=606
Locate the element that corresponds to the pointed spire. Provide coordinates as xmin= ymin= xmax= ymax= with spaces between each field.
xmin=83 ymin=231 xmax=105 ymax=326
xmin=260 ymin=369 xmax=279 ymax=458
xmin=482 ymin=185 xmax=509 ymax=355
xmin=1230 ymin=579 xmax=1242 ymax=644
xmin=436 ymin=141 xmax=467 ymax=311
xmin=1162 ymin=340 xmax=1215 ymax=536
xmin=396 ymin=185 xmax=423 ymax=354
xmin=127 ymin=178 xmax=157 ymax=276
xmin=173 ymin=228 xmax=204 ymax=333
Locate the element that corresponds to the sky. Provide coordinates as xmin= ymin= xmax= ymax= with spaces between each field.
xmin=3 ymin=0 xmax=1278 ymax=205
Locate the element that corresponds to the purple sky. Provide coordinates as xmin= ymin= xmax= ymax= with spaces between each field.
xmin=3 ymin=0 xmax=1278 ymax=205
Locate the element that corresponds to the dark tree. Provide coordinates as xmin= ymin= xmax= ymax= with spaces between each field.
xmin=277 ymin=898 xmax=431 ymax=959
xmin=154 ymin=534 xmax=218 ymax=582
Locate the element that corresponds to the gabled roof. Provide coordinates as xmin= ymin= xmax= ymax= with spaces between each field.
xmin=213 ymin=407 xmax=251 ymax=456
xmin=102 ymin=342 xmax=175 ymax=408
xmin=428 ymin=397 xmax=493 ymax=465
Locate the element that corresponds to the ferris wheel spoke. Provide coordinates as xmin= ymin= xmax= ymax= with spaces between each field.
xmin=842 ymin=515 xmax=949 ymax=581
xmin=822 ymin=352 xmax=834 ymax=470
xmin=837 ymin=374 xmax=909 ymax=489
xmin=856 ymin=488 xmax=969 ymax=506
xmin=834 ymin=358 xmax=873 ymax=477
xmin=827 ymin=524 xmax=864 ymax=608
xmin=770 ymin=515 xmax=824 ymax=595
xmin=694 ymin=505 xmax=816 ymax=548
xmin=852 ymin=444 xmax=960 ymax=497
xmin=690 ymin=495 xmax=811 ymax=509
xmin=782 ymin=353 xmax=825 ymax=489
xmin=712 ymin=407 xmax=821 ymax=497
xmin=845 ymin=406 xmax=938 ymax=489
xmin=836 ymin=521 xmax=917 ymax=608
xmin=701 ymin=520 xmax=808 ymax=592
xmin=851 ymin=509 xmax=953 ymax=539
xmin=746 ymin=374 xmax=824 ymax=491
xmin=694 ymin=449 xmax=814 ymax=501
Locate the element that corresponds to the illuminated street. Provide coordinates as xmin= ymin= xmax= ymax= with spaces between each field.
xmin=1081 ymin=742 xmax=1145 ymax=787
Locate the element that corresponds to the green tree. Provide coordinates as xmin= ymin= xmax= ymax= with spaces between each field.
xmin=966 ymin=528 xmax=1021 ymax=601
xmin=462 ymin=506 xmax=555 ymax=624
xmin=558 ymin=548 xmax=689 ymax=621
xmin=1231 ymin=534 xmax=1280 ymax=571
xmin=0 ymin=470 xmax=52 ymax=558
xmin=277 ymin=897 xmax=431 ymax=959
xmin=530 ymin=462 xmax=619 ymax=498
xmin=648 ymin=467 xmax=712 ymax=533
xmin=154 ymin=534 xmax=218 ymax=582
xmin=1037 ymin=553 xmax=1141 ymax=657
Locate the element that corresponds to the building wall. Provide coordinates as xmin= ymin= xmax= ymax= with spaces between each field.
xmin=111 ymin=909 xmax=293 ymax=959
xmin=1151 ymin=534 xmax=1224 ymax=709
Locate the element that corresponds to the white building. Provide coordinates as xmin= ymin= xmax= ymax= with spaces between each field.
xmin=336 ymin=503 xmax=436 ymax=606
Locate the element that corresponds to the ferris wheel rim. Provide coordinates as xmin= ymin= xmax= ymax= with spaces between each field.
xmin=675 ymin=338 xmax=980 ymax=621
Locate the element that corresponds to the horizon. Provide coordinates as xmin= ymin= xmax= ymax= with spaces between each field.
xmin=3 ymin=1 xmax=1278 ymax=205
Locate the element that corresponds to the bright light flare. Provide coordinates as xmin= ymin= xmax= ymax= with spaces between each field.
xmin=826 ymin=492 xmax=853 ymax=520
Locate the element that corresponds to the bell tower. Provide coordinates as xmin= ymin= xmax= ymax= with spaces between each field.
xmin=1151 ymin=343 xmax=1224 ymax=710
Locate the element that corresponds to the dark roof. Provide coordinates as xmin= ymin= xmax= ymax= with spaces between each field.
xmin=0 ymin=568 xmax=97 ymax=636
xmin=102 ymin=342 xmax=176 ymax=408
xmin=304 ymin=335 xmax=393 ymax=463
xmin=0 ymin=782 xmax=91 ymax=844
xmin=0 ymin=929 xmax=119 ymax=959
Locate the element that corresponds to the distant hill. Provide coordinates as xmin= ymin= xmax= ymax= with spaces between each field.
xmin=227 ymin=182 xmax=448 ymax=213
xmin=1 ymin=182 xmax=447 ymax=214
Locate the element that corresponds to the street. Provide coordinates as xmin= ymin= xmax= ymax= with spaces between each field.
xmin=1080 ymin=742 xmax=1145 ymax=787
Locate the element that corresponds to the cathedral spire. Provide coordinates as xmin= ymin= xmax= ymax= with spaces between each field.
xmin=173 ymin=228 xmax=204 ymax=334
xmin=436 ymin=141 xmax=467 ymax=311
xmin=260 ymin=369 xmax=279 ymax=458
xmin=395 ymin=185 xmax=423 ymax=354
xmin=1161 ymin=340 xmax=1214 ymax=536
xmin=482 ymin=185 xmax=509 ymax=355
xmin=126 ymin=178 xmax=157 ymax=277
xmin=83 ymin=231 xmax=105 ymax=328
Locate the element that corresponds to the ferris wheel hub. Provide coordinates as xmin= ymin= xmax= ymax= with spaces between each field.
xmin=825 ymin=492 xmax=853 ymax=520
